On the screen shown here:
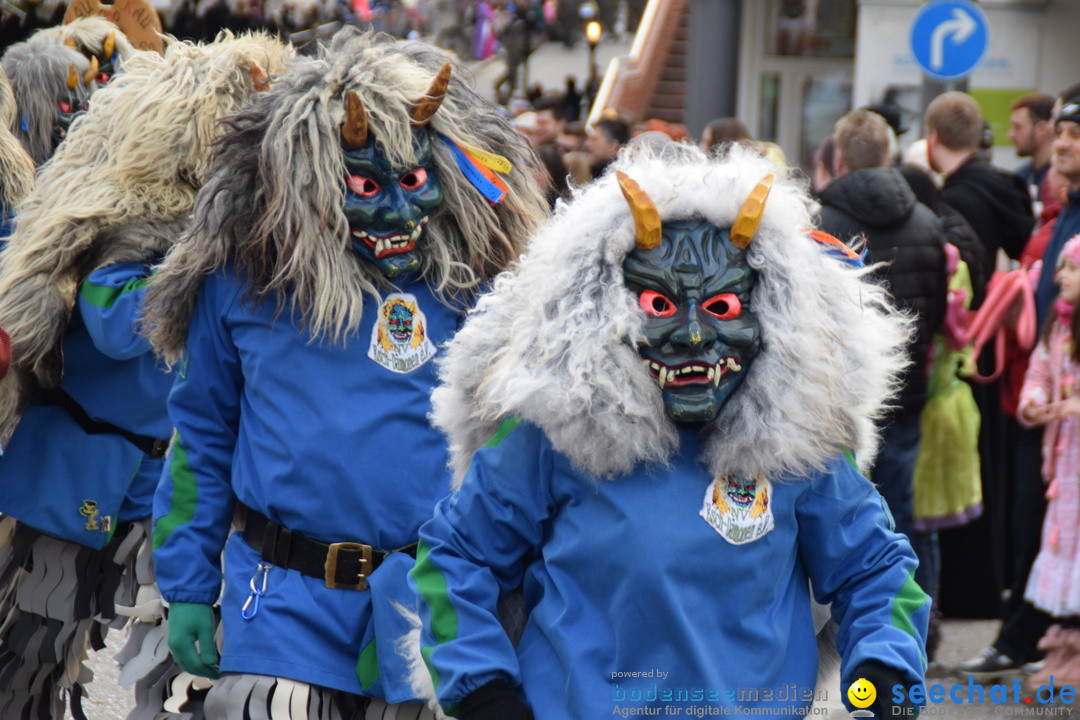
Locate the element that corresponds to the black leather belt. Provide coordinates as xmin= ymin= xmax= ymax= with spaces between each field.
xmin=237 ymin=504 xmax=417 ymax=591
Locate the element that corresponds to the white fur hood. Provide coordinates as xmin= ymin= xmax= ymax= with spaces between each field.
xmin=431 ymin=144 xmax=912 ymax=487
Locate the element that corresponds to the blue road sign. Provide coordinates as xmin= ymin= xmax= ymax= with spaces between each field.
xmin=909 ymin=0 xmax=989 ymax=81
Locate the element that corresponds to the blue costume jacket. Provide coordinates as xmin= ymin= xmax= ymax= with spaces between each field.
xmin=0 ymin=260 xmax=173 ymax=548
xmin=413 ymin=419 xmax=929 ymax=718
xmin=153 ymin=267 xmax=462 ymax=700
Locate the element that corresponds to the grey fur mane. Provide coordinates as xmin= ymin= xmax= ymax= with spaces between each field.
xmin=432 ymin=144 xmax=912 ymax=486
xmin=0 ymin=40 xmax=90 ymax=165
xmin=144 ymin=28 xmax=549 ymax=366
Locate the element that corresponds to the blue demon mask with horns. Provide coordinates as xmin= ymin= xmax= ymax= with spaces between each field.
xmin=618 ymin=171 xmax=772 ymax=423
xmin=341 ymin=64 xmax=450 ymax=278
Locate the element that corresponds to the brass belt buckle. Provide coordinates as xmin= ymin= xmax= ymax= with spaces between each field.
xmin=325 ymin=542 xmax=374 ymax=590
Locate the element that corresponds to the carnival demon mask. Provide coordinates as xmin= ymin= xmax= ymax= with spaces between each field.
xmin=51 ymin=61 xmax=96 ymax=150
xmin=341 ymin=65 xmax=450 ymax=278
xmin=64 ymin=30 xmax=119 ymax=86
xmin=619 ymin=172 xmax=772 ymax=423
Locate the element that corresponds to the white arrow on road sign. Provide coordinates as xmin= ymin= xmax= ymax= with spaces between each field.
xmin=929 ymin=7 xmax=977 ymax=71
xmin=910 ymin=0 xmax=989 ymax=80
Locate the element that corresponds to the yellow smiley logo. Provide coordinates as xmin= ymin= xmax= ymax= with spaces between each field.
xmin=847 ymin=677 xmax=877 ymax=709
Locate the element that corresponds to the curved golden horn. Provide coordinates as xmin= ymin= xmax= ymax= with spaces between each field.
xmin=250 ymin=60 xmax=269 ymax=92
xmin=410 ymin=62 xmax=451 ymax=126
xmin=66 ymin=64 xmax=79 ymax=90
xmin=341 ymin=90 xmax=368 ymax=148
xmin=729 ymin=173 xmax=774 ymax=249
xmin=103 ymin=31 xmax=116 ymax=58
xmin=83 ymin=56 xmax=99 ymax=85
xmin=616 ymin=170 xmax=662 ymax=250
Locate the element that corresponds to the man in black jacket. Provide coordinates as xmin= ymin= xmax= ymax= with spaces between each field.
xmin=817 ymin=109 xmax=947 ymax=611
xmin=927 ymin=91 xmax=1034 ymax=266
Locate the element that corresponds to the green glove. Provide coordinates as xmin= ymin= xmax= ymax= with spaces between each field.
xmin=167 ymin=602 xmax=221 ymax=679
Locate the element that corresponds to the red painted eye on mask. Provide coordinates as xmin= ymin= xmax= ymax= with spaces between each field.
xmin=703 ymin=293 xmax=742 ymax=319
xmin=347 ymin=174 xmax=380 ymax=198
xmin=96 ymin=72 xmax=110 ymax=84
xmin=58 ymin=101 xmax=72 ymax=114
xmin=399 ymin=168 xmax=428 ymax=190
xmin=639 ymin=289 xmax=677 ymax=317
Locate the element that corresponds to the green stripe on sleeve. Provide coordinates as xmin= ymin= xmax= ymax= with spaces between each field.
xmin=483 ymin=415 xmax=522 ymax=448
xmin=356 ymin=639 xmax=379 ymax=690
xmin=413 ymin=541 xmax=458 ymax=645
xmin=152 ymin=433 xmax=198 ymax=550
xmin=411 ymin=540 xmax=460 ymax=697
xmin=80 ymin=276 xmax=150 ymax=308
xmin=891 ymin=570 xmax=929 ymax=668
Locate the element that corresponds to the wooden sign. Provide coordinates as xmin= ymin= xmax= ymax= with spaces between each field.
xmin=64 ymin=0 xmax=164 ymax=54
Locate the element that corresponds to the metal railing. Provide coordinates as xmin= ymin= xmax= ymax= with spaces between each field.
xmin=586 ymin=0 xmax=686 ymax=128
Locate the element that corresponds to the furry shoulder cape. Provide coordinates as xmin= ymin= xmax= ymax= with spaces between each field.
xmin=0 ymin=67 xmax=34 ymax=209
xmin=432 ymin=144 xmax=913 ymax=486
xmin=0 ymin=32 xmax=293 ymax=446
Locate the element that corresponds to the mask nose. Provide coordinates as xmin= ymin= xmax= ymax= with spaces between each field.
xmin=669 ymin=302 xmax=718 ymax=350
xmin=381 ymin=184 xmax=422 ymax=228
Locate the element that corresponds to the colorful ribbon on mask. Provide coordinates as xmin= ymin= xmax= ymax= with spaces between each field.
xmin=437 ymin=132 xmax=510 ymax=205
xmin=806 ymin=229 xmax=865 ymax=267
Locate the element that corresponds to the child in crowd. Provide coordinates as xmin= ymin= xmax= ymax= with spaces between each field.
xmin=1020 ymin=234 xmax=1080 ymax=686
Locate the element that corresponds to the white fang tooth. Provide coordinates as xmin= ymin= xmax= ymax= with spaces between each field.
xmin=707 ymin=366 xmax=715 ymax=381
xmin=659 ymin=367 xmax=668 ymax=389
xmin=376 ymin=238 xmax=388 ymax=256
xmin=726 ymin=358 xmax=742 ymax=373
xmin=714 ymin=363 xmax=723 ymax=387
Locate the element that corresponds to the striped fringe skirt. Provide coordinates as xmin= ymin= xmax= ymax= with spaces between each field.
xmin=0 ymin=516 xmax=209 ymax=719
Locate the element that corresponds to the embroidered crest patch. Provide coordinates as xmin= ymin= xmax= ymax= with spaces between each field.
xmin=368 ymin=293 xmax=437 ymax=374
xmin=699 ymin=475 xmax=774 ymax=545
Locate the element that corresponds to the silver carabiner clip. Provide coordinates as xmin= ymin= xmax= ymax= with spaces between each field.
xmin=241 ymin=562 xmax=271 ymax=620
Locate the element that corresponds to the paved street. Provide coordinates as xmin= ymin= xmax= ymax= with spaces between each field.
xmin=80 ymin=639 xmax=133 ymax=719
